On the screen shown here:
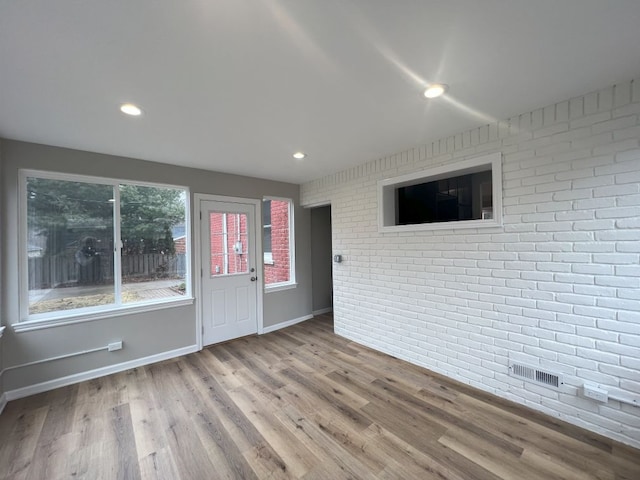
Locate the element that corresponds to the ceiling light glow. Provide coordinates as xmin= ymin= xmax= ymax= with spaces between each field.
xmin=423 ymin=84 xmax=448 ymax=99
xmin=293 ymin=152 xmax=306 ymax=159
xmin=120 ymin=103 xmax=142 ymax=116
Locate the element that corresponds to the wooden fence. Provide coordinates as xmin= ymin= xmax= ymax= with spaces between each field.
xmin=28 ymin=253 xmax=186 ymax=289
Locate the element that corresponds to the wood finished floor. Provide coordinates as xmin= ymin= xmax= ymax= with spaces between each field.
xmin=0 ymin=314 xmax=638 ymax=480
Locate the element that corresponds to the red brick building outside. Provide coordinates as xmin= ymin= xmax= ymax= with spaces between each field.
xmin=209 ymin=212 xmax=249 ymax=276
xmin=202 ymin=200 xmax=290 ymax=285
xmin=263 ymin=199 xmax=290 ymax=285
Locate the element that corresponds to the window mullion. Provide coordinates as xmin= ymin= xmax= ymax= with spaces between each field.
xmin=113 ymin=184 xmax=123 ymax=305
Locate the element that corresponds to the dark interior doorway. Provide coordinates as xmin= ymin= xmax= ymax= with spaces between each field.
xmin=310 ymin=205 xmax=332 ymax=314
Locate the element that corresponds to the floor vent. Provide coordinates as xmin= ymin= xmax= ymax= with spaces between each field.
xmin=509 ymin=362 xmax=563 ymax=389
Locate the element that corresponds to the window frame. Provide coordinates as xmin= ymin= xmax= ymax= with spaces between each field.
xmin=378 ymin=152 xmax=503 ymax=232
xmin=262 ymin=196 xmax=296 ymax=292
xmin=262 ymin=199 xmax=273 ymax=264
xmin=18 ymin=169 xmax=193 ymax=330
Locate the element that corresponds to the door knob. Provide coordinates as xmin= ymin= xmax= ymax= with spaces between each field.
xmin=250 ymin=276 xmax=258 ymax=282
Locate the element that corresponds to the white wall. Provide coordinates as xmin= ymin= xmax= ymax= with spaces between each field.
xmin=301 ymin=78 xmax=640 ymax=447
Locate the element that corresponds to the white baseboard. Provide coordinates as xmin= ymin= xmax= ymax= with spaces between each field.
xmin=262 ymin=314 xmax=313 ymax=334
xmin=4 ymin=344 xmax=199 ymax=402
xmin=0 ymin=393 xmax=7 ymax=414
xmin=313 ymin=307 xmax=333 ymax=316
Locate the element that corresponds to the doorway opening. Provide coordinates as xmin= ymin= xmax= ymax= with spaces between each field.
xmin=310 ymin=205 xmax=333 ymax=315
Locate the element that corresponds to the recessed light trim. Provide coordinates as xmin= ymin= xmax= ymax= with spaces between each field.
xmin=423 ymin=83 xmax=448 ymax=99
xmin=120 ymin=103 xmax=142 ymax=116
xmin=293 ymin=152 xmax=306 ymax=159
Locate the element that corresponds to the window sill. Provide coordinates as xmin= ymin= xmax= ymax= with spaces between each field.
xmin=13 ymin=297 xmax=194 ymax=333
xmin=379 ymin=218 xmax=503 ymax=233
xmin=265 ymin=282 xmax=297 ymax=293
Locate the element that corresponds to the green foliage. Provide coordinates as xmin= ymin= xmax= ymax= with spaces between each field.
xmin=27 ymin=178 xmax=185 ymax=256
xmin=27 ymin=178 xmax=113 ymax=255
xmin=120 ymin=185 xmax=184 ymax=254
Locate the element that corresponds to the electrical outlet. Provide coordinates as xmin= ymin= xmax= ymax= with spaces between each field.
xmin=583 ymin=384 xmax=608 ymax=403
xmin=108 ymin=341 xmax=123 ymax=352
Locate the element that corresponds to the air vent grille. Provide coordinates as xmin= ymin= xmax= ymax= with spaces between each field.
xmin=509 ymin=362 xmax=562 ymax=389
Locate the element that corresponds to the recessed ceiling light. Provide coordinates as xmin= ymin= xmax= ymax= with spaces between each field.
xmin=293 ymin=152 xmax=306 ymax=159
xmin=423 ymin=84 xmax=448 ymax=99
xmin=120 ymin=103 xmax=142 ymax=116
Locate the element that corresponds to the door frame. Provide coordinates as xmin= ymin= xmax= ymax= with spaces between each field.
xmin=194 ymin=193 xmax=264 ymax=350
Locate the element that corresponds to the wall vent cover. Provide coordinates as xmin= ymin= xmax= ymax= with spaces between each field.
xmin=509 ymin=362 xmax=563 ymax=389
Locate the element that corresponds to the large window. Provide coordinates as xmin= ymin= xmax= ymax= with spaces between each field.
xmin=263 ymin=198 xmax=295 ymax=289
xmin=22 ymin=171 xmax=190 ymax=322
xmin=378 ymin=152 xmax=502 ymax=232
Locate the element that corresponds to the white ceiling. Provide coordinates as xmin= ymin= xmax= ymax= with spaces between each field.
xmin=1 ymin=1 xmax=640 ymax=184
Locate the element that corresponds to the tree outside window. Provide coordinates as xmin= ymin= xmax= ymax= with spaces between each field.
xmin=24 ymin=172 xmax=189 ymax=318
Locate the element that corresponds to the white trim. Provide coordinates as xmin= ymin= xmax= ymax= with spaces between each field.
xmin=303 ymin=200 xmax=331 ymax=208
xmin=194 ymin=193 xmax=264 ymax=344
xmin=18 ymin=169 xmax=29 ymax=327
xmin=377 ymin=152 xmax=503 ymax=232
xmin=313 ymin=307 xmax=333 ymax=315
xmin=0 ymin=326 xmax=5 ymax=338
xmin=261 ymin=314 xmax=313 ymax=334
xmin=265 ymin=282 xmax=298 ymax=293
xmin=0 ymin=394 xmax=6 ymax=415
xmin=4 ymin=344 xmax=199 ymax=402
xmin=20 ymin=168 xmax=189 ymax=191
xmin=194 ymin=195 xmax=203 ymax=350
xmin=13 ymin=297 xmax=194 ymax=333
xmin=379 ymin=218 xmax=503 ymax=233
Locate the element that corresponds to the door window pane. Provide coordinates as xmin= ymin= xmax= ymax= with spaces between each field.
xmin=27 ymin=177 xmax=115 ymax=314
xmin=209 ymin=212 xmax=249 ymax=276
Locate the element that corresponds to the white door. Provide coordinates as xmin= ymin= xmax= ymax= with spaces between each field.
xmin=200 ymin=199 xmax=258 ymax=345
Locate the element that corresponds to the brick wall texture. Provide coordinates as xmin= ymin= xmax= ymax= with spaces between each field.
xmin=264 ymin=200 xmax=291 ymax=285
xmin=209 ymin=212 xmax=248 ymax=275
xmin=301 ymin=78 xmax=640 ymax=447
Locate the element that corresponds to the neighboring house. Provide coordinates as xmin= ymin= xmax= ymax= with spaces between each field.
xmin=173 ymin=236 xmax=186 ymax=255
xmin=263 ymin=199 xmax=290 ymax=285
xmin=208 ymin=201 xmax=291 ymax=285
xmin=173 ymin=224 xmax=187 ymax=255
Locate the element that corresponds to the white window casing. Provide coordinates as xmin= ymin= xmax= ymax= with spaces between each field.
xmin=378 ymin=152 xmax=503 ymax=233
xmin=18 ymin=169 xmax=192 ymax=328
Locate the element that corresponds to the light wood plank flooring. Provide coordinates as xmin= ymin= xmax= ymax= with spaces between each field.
xmin=0 ymin=314 xmax=638 ymax=479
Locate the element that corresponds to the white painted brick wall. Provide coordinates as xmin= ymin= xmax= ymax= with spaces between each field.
xmin=302 ymin=78 xmax=640 ymax=448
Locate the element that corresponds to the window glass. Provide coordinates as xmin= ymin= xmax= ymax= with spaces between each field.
xmin=263 ymin=200 xmax=272 ymax=255
xmin=27 ymin=177 xmax=115 ymax=314
xmin=209 ymin=212 xmax=248 ymax=276
xmin=263 ymin=199 xmax=293 ymax=286
xmin=379 ymin=153 xmax=502 ymax=231
xmin=397 ymin=171 xmax=491 ymax=225
xmin=25 ymin=173 xmax=190 ymax=320
xmin=120 ymin=185 xmax=187 ymax=302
